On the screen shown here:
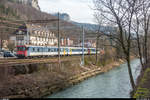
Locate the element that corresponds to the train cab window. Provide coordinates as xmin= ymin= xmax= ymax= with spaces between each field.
xmin=17 ymin=46 xmax=26 ymax=51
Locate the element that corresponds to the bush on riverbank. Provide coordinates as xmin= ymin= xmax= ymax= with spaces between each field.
xmin=84 ymin=55 xmax=115 ymax=67
xmin=133 ymin=67 xmax=150 ymax=98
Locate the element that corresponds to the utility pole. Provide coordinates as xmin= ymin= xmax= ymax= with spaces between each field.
xmin=81 ymin=26 xmax=85 ymax=66
xmin=96 ymin=35 xmax=99 ymax=65
xmin=27 ymin=28 xmax=29 ymax=45
xmin=79 ymin=29 xmax=82 ymax=47
xmin=58 ymin=12 xmax=61 ymax=67
xmin=95 ymin=26 xmax=101 ymax=65
xmin=26 ymin=24 xmax=30 ymax=45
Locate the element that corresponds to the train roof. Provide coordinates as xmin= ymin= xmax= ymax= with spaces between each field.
xmin=17 ymin=45 xmax=95 ymax=49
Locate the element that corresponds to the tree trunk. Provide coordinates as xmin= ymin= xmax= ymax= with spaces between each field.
xmin=136 ymin=32 xmax=144 ymax=70
xmin=144 ymin=35 xmax=148 ymax=64
xmin=126 ymin=55 xmax=135 ymax=90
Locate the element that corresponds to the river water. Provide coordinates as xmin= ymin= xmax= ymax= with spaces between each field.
xmin=47 ymin=59 xmax=141 ymax=98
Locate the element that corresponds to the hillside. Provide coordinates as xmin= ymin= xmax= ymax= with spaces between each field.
xmin=1 ymin=0 xmax=108 ymax=46
xmin=0 ymin=0 xmax=81 ymax=43
xmin=0 ymin=0 xmax=22 ymax=40
xmin=52 ymin=12 xmax=117 ymax=33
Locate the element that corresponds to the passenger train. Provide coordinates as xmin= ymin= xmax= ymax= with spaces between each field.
xmin=16 ymin=45 xmax=97 ymax=58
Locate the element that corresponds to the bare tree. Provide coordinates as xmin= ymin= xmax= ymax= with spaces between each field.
xmin=132 ymin=0 xmax=144 ymax=70
xmin=141 ymin=0 xmax=150 ymax=66
xmin=132 ymin=0 xmax=150 ymax=70
xmin=94 ymin=0 xmax=138 ymax=90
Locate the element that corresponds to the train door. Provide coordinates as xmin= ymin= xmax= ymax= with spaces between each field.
xmin=63 ymin=48 xmax=66 ymax=56
xmin=70 ymin=48 xmax=72 ymax=55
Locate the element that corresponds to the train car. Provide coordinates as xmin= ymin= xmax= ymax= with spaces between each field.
xmin=88 ymin=48 xmax=97 ymax=55
xmin=16 ymin=45 xmax=97 ymax=58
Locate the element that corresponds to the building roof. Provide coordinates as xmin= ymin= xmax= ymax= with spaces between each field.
xmin=13 ymin=25 xmax=27 ymax=35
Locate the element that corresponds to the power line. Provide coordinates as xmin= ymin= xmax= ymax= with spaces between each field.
xmin=0 ymin=26 xmax=26 ymax=31
xmin=0 ymin=16 xmax=25 ymax=22
xmin=0 ymin=20 xmax=25 ymax=26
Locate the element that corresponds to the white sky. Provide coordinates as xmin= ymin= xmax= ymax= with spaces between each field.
xmin=38 ymin=0 xmax=95 ymax=24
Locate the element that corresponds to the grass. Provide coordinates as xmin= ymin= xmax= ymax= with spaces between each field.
xmin=133 ymin=68 xmax=150 ymax=98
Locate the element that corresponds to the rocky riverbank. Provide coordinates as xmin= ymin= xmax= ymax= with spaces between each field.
xmin=0 ymin=56 xmax=126 ymax=98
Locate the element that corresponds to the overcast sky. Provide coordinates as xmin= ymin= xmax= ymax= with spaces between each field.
xmin=38 ymin=0 xmax=95 ymax=24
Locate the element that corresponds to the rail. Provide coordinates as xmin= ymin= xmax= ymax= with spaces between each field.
xmin=0 ymin=56 xmax=83 ymax=67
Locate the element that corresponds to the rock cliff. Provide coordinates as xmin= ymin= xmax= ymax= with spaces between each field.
xmin=11 ymin=0 xmax=40 ymax=10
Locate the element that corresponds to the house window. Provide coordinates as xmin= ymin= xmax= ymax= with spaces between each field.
xmin=38 ymin=31 xmax=41 ymax=36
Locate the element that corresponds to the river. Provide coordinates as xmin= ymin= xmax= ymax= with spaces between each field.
xmin=47 ymin=59 xmax=141 ymax=98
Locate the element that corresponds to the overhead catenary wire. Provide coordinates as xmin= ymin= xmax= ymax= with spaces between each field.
xmin=0 ymin=20 xmax=25 ymax=26
xmin=0 ymin=16 xmax=97 ymax=41
xmin=0 ymin=18 xmax=82 ymax=31
xmin=0 ymin=26 xmax=27 ymax=31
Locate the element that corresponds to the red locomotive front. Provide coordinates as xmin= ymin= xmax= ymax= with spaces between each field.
xmin=16 ymin=45 xmax=27 ymax=58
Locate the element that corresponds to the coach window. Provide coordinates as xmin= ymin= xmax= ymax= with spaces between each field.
xmin=40 ymin=48 xmax=43 ymax=52
xmin=48 ymin=49 xmax=50 ymax=52
xmin=32 ymin=48 xmax=35 ymax=52
xmin=54 ymin=48 xmax=56 ymax=52
xmin=51 ymin=48 xmax=53 ymax=52
xmin=37 ymin=48 xmax=40 ymax=52
xmin=53 ymin=48 xmax=55 ymax=52
xmin=65 ymin=48 xmax=68 ymax=52
xmin=72 ymin=49 xmax=75 ymax=52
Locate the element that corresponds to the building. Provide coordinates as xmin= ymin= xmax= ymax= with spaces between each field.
xmin=60 ymin=37 xmax=74 ymax=46
xmin=11 ymin=24 xmax=58 ymax=46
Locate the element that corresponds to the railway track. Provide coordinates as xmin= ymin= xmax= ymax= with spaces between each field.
xmin=0 ymin=56 xmax=83 ymax=66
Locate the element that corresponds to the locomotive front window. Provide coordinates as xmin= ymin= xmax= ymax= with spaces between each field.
xmin=17 ymin=47 xmax=26 ymax=51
